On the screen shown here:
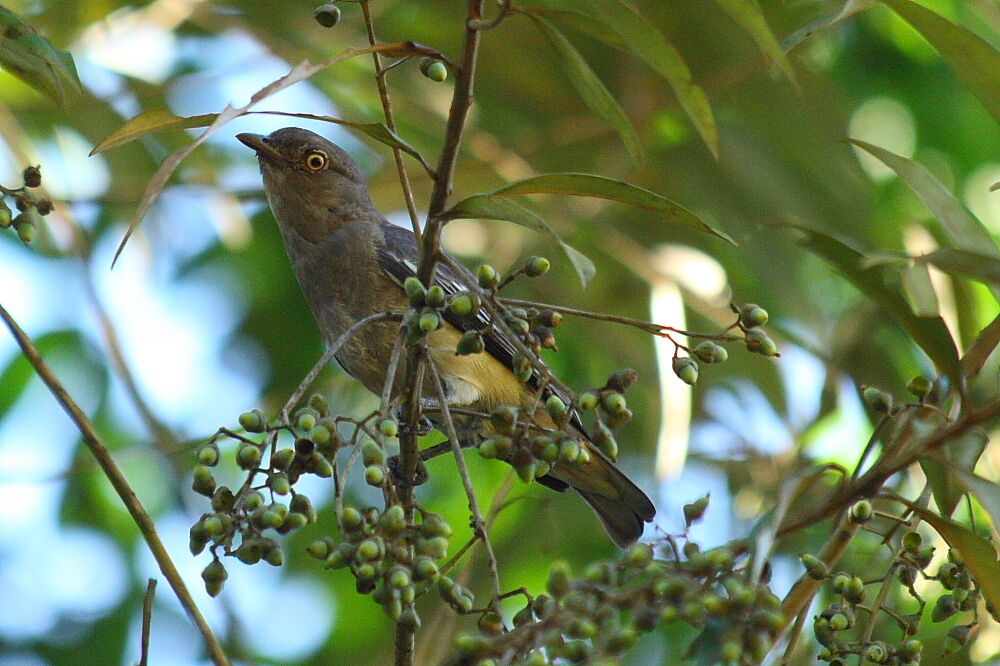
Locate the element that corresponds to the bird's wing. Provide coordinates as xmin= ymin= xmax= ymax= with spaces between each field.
xmin=376 ymin=222 xmax=584 ymax=434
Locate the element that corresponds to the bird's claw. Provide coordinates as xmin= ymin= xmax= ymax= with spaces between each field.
xmin=393 ymin=406 xmax=434 ymax=436
xmin=387 ymin=454 xmax=429 ymax=487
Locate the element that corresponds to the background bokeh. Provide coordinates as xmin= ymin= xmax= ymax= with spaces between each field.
xmin=0 ymin=0 xmax=998 ymax=664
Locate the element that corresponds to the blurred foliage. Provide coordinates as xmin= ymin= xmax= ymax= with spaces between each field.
xmin=1 ymin=0 xmax=1000 ymax=664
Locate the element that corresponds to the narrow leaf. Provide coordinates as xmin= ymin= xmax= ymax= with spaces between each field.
xmin=895 ymin=498 xmax=1000 ymax=621
xmin=522 ymin=7 xmax=629 ymax=50
xmin=789 ymin=225 xmax=960 ymax=380
xmin=443 ymin=196 xmax=596 ymax=287
xmin=713 ymin=0 xmax=798 ymax=88
xmin=91 ymin=109 xmax=218 ymax=155
xmin=920 ymin=248 xmax=1000 ymax=287
xmin=0 ymin=7 xmax=81 ymax=107
xmin=528 ymin=15 xmax=642 ymax=163
xmin=900 ymin=261 xmax=939 ymax=317
xmin=585 ymin=0 xmax=718 ymax=158
xmin=920 ymin=429 xmax=987 ymax=518
xmin=961 ymin=312 xmax=1000 ymax=378
xmin=488 ymin=173 xmax=735 ymax=244
xmin=882 ymin=0 xmax=1000 ymax=129
xmin=938 ymin=463 xmax=1000 ymax=534
xmin=849 ymin=139 xmax=1000 ymax=301
xmin=782 ymin=0 xmax=876 ymax=52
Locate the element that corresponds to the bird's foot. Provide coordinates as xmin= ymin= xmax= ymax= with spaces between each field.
xmin=387 ymin=454 xmax=429 ymax=487
xmin=393 ymin=405 xmax=434 ymax=436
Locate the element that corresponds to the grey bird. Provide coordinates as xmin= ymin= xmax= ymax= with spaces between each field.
xmin=237 ymin=127 xmax=655 ymax=546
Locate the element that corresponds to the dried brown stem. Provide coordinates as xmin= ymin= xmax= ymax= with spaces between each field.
xmin=139 ymin=578 xmax=157 ymax=666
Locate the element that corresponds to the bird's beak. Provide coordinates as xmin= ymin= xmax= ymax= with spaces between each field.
xmin=236 ymin=133 xmax=285 ymax=164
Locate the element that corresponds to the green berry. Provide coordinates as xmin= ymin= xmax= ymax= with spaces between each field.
xmin=672 ymin=357 xmax=699 ymax=385
xmin=12 ymin=214 xmax=34 ymax=243
xmin=849 ymin=500 xmax=873 ymax=523
xmin=420 ymin=57 xmax=448 ymax=82
xmin=365 ymin=465 xmax=385 ymax=486
xmin=744 ymin=328 xmax=778 ymax=356
xmin=546 ymin=561 xmax=570 ymax=598
xmin=425 ymin=285 xmax=446 ymax=308
xmin=379 ymin=505 xmax=406 ymax=536
xmin=313 ymin=3 xmax=341 ymax=27
xmin=478 ymin=438 xmax=498 ymax=459
xmin=739 ymin=303 xmax=769 ymax=328
xmin=601 ymin=391 xmax=627 ymax=414
xmin=307 ymin=538 xmax=334 ymax=560
xmin=379 ymin=418 xmax=398 ymax=438
xmin=862 ymin=386 xmax=893 ymax=413
xmin=362 ymin=441 xmax=384 ymax=466
xmin=418 ymin=312 xmax=440 ymax=333
xmin=559 ymin=438 xmax=579 ymax=463
xmin=201 ymin=559 xmax=227 ymax=597
xmin=197 ymin=445 xmax=219 ymax=466
xmin=0 ymin=201 xmax=11 ymax=228
xmin=477 ymin=264 xmax=499 ymax=289
xmin=238 ymin=409 xmax=265 ymax=432
xmin=456 ymin=330 xmax=485 ymax=355
xmin=525 ymin=256 xmax=550 ymax=277
xmin=692 ymin=340 xmax=728 ymax=364
xmin=545 ymin=394 xmax=567 ymax=425
xmin=297 ymin=411 xmax=317 ymax=432
xmin=404 ymin=277 xmax=426 ymax=306
xmin=449 ymin=293 xmax=479 ymax=317
xmin=236 ymin=444 xmax=261 ymax=470
xmin=683 ymin=495 xmax=709 ymax=526
xmin=192 ymin=465 xmax=216 ymax=496
xmin=578 ymin=391 xmax=598 ymax=411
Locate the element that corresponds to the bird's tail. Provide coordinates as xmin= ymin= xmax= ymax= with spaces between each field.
xmin=550 ymin=444 xmax=656 ymax=547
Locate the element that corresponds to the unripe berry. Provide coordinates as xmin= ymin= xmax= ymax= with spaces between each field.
xmin=739 ymin=303 xmax=769 ymax=328
xmin=672 ymin=357 xmax=699 ymax=385
xmin=546 ymin=394 xmax=567 ymax=425
xmin=420 ymin=57 xmax=448 ymax=82
xmin=201 ymin=559 xmax=227 ymax=597
xmin=546 ymin=560 xmax=570 ymax=597
xmin=692 ymin=340 xmax=728 ymax=364
xmin=379 ymin=418 xmax=398 ymax=438
xmin=849 ymin=499 xmax=873 ymax=523
xmin=192 ymin=465 xmax=216 ymax=496
xmin=744 ymin=328 xmax=778 ymax=356
xmin=0 ymin=201 xmax=11 ymax=228
xmin=307 ymin=537 xmax=335 ymax=560
xmin=197 ymin=445 xmax=219 ymax=466
xmin=477 ymin=264 xmax=499 ymax=289
xmin=362 ymin=441 xmax=384 ymax=466
xmin=578 ymin=391 xmax=598 ymax=411
xmin=404 ymin=277 xmax=425 ymax=306
xmin=425 ymin=285 xmax=446 ymax=308
xmin=448 ymin=292 xmax=479 ymax=317
xmin=297 ymin=410 xmax=317 ymax=432
xmin=13 ymin=214 xmax=34 ymax=243
xmin=683 ymin=495 xmax=710 ymax=526
xmin=862 ymin=386 xmax=893 ymax=413
xmin=418 ymin=312 xmax=440 ymax=333
xmin=456 ymin=330 xmax=485 ymax=355
xmin=238 ymin=409 xmax=265 ymax=433
xmin=525 ymin=256 xmax=550 ymax=277
xmin=365 ymin=465 xmax=385 ymax=486
xmin=906 ymin=375 xmax=933 ymax=399
xmin=313 ymin=2 xmax=341 ymax=27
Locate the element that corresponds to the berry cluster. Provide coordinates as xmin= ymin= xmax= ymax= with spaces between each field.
xmin=447 ymin=497 xmax=784 ymax=665
xmin=0 ymin=166 xmax=53 ymax=244
xmin=189 ymin=395 xmax=341 ymax=596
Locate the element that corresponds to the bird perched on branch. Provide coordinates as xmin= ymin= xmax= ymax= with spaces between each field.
xmin=238 ymin=127 xmax=655 ymax=546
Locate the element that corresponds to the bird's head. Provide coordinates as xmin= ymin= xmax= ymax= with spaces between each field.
xmin=237 ymin=127 xmax=373 ymax=241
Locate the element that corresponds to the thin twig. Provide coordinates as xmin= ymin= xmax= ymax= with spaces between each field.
xmin=428 ymin=357 xmax=504 ymax=613
xmin=358 ymin=0 xmax=423 ymax=241
xmin=138 ymin=578 xmax=157 ymax=666
xmin=280 ymin=311 xmax=402 ymax=420
xmin=0 ymin=302 xmax=230 ymax=666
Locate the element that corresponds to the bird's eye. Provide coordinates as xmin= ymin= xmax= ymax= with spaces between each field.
xmin=304 ymin=151 xmax=328 ymax=171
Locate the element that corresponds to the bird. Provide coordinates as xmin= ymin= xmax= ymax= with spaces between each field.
xmin=237 ymin=127 xmax=655 ymax=547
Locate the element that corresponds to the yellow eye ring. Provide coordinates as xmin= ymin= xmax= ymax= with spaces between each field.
xmin=305 ymin=151 xmax=328 ymax=171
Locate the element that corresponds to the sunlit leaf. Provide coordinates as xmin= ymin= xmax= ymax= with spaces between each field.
xmin=91 ymin=109 xmax=218 ymax=155
xmin=894 ymin=497 xmax=1000 ymax=621
xmin=790 ymin=225 xmax=960 ymax=381
xmin=849 ymin=139 xmax=1000 ymax=301
xmin=938 ymin=462 xmax=1000 ymax=533
xmin=713 ymin=0 xmax=798 ymax=88
xmin=584 ymin=0 xmax=718 ymax=159
xmin=900 ymin=262 xmax=939 ymax=318
xmin=488 ymin=173 xmax=734 ymax=244
xmin=528 ymin=15 xmax=642 ymax=163
xmin=0 ymin=7 xmax=80 ymax=107
xmin=442 ymin=195 xmax=596 ymax=287
xmin=882 ymin=0 xmax=1000 ymax=130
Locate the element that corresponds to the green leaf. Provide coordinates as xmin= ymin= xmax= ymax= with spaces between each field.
xmin=0 ymin=7 xmax=81 ymax=107
xmin=921 ymin=248 xmax=1000 ymax=287
xmin=961 ymin=312 xmax=1000 ymax=378
xmin=920 ymin=429 xmax=987 ymax=518
xmin=528 ymin=15 xmax=642 ymax=163
xmin=712 ymin=0 xmax=798 ymax=88
xmin=584 ymin=0 xmax=718 ymax=159
xmin=790 ymin=225 xmax=960 ymax=381
xmin=895 ymin=498 xmax=1000 ymax=622
xmin=901 ymin=261 xmax=939 ymax=318
xmin=91 ymin=109 xmax=219 ymax=155
xmin=0 ymin=330 xmax=85 ymax=417
xmin=938 ymin=463 xmax=1000 ymax=534
xmin=520 ymin=5 xmax=629 ymax=50
xmin=848 ymin=139 xmax=1000 ymax=302
xmin=881 ymin=0 xmax=1000 ymax=130
xmin=442 ymin=196 xmax=596 ymax=287
xmin=489 ymin=173 xmax=735 ymax=244
xmin=782 ymin=0 xmax=876 ymax=52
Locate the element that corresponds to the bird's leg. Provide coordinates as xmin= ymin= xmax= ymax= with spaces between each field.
xmin=394 ymin=403 xmax=434 ymax=436
xmin=386 ymin=436 xmax=479 ymax=487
